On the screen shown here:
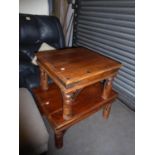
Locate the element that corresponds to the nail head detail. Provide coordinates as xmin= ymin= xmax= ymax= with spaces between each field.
xmin=45 ymin=101 xmax=50 ymax=105
xmin=86 ymin=70 xmax=91 ymax=73
xmin=60 ymin=67 xmax=65 ymax=71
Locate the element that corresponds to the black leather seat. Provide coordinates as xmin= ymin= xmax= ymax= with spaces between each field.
xmin=19 ymin=14 xmax=65 ymax=90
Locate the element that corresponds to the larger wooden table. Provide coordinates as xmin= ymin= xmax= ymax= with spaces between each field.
xmin=32 ymin=47 xmax=122 ymax=148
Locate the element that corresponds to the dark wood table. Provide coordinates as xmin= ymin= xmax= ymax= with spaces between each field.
xmin=32 ymin=47 xmax=122 ymax=148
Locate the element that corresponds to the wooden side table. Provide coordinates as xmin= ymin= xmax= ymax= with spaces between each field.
xmin=32 ymin=47 xmax=122 ymax=148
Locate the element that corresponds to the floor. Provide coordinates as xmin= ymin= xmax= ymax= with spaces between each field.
xmin=45 ymin=99 xmax=135 ymax=155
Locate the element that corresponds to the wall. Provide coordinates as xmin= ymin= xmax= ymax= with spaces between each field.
xmin=19 ymin=0 xmax=49 ymax=15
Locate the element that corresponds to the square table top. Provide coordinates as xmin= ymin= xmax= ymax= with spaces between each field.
xmin=36 ymin=47 xmax=122 ymax=92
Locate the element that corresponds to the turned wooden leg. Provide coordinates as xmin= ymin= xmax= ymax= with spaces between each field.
xmin=62 ymin=93 xmax=74 ymax=120
xmin=103 ymin=103 xmax=112 ymax=119
xmin=102 ymin=77 xmax=114 ymax=119
xmin=102 ymin=77 xmax=114 ymax=99
xmin=40 ymin=68 xmax=48 ymax=90
xmin=54 ymin=130 xmax=66 ymax=149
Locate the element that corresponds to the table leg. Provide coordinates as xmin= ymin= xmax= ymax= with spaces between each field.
xmin=40 ymin=68 xmax=48 ymax=90
xmin=102 ymin=77 xmax=114 ymax=119
xmin=103 ymin=103 xmax=112 ymax=119
xmin=102 ymin=77 xmax=114 ymax=99
xmin=54 ymin=130 xmax=66 ymax=149
xmin=62 ymin=93 xmax=74 ymax=120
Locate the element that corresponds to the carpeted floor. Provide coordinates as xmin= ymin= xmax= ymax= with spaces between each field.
xmin=45 ymin=99 xmax=135 ymax=155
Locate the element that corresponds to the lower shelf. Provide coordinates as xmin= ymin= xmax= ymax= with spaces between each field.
xmin=32 ymin=82 xmax=117 ymax=132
